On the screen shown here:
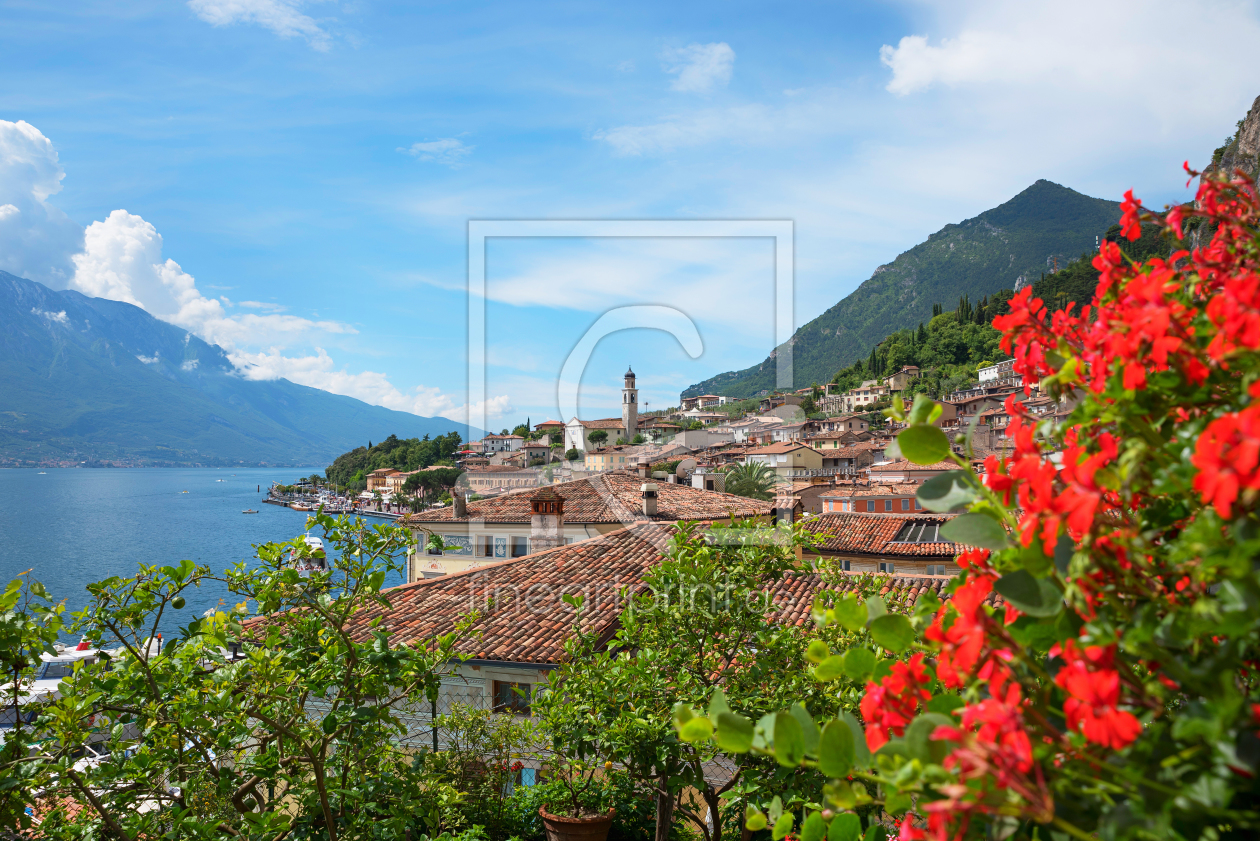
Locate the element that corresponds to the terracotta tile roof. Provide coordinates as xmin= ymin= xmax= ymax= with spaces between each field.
xmin=870 ymin=459 xmax=958 ymax=472
xmin=800 ymin=512 xmax=961 ymax=557
xmin=747 ymin=442 xmax=818 ymax=455
xmin=401 ymin=472 xmax=772 ymax=525
xmin=819 ymin=482 xmax=922 ymax=498
xmin=466 ymin=465 xmax=532 ymax=474
xmin=338 ymin=525 xmax=990 ymax=665
xmin=576 ymin=418 xmax=627 ymax=429
xmin=349 ymin=525 xmax=671 ymax=662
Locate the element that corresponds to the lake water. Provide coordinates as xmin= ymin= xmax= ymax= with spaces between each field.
xmin=0 ymin=467 xmax=407 ymax=638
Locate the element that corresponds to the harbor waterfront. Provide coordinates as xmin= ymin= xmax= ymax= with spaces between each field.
xmin=0 ymin=467 xmax=408 ymax=637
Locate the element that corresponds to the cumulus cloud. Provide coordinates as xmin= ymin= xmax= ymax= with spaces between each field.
xmin=69 ymin=209 xmax=354 ymax=351
xmin=400 ymin=139 xmax=474 ymax=167
xmin=878 ymin=0 xmax=1260 ymax=106
xmin=662 ymin=43 xmax=735 ymax=93
xmin=0 ymin=120 xmax=83 ymax=285
xmin=231 ymin=348 xmax=513 ymax=421
xmin=187 ymin=0 xmax=331 ymax=50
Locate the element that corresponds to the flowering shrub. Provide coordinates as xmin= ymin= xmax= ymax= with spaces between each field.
xmin=676 ymin=166 xmax=1260 ymax=840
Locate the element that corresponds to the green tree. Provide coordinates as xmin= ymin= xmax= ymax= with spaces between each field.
xmin=632 ymin=434 xmax=646 ymax=444
xmin=539 ymin=522 xmax=829 ymax=841
xmin=32 ymin=513 xmax=468 ymax=841
xmin=565 ymin=448 xmax=582 ymax=462
xmin=0 ymin=575 xmax=64 ymax=833
xmin=587 ymin=429 xmax=609 ymax=448
xmin=723 ymin=462 xmax=778 ymax=501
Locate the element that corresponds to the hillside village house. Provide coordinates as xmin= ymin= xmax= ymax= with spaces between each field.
xmin=680 ymin=394 xmax=728 ymax=411
xmin=815 ymin=414 xmax=870 ymax=434
xmin=883 ymin=365 xmax=921 ymax=392
xmin=799 ymin=512 xmax=962 ymax=576
xmin=461 ymin=466 xmax=541 ymax=494
xmin=366 ymin=468 xmax=399 ymax=491
xmin=402 ymin=474 xmax=772 ymax=579
xmin=532 ymin=419 xmax=567 ymax=439
xmin=820 ymin=481 xmax=927 ymax=514
xmin=481 ymin=434 xmax=524 ymax=453
xmin=839 ymin=380 xmax=890 ymax=413
xmin=978 ymin=359 xmax=1020 ymax=389
xmin=745 ymin=441 xmax=826 ymax=481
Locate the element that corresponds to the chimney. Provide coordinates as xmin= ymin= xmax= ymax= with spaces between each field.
xmin=637 ymin=461 xmax=649 ymax=479
xmin=453 ymin=490 xmax=468 ymax=518
xmin=529 ymin=487 xmax=565 ymax=551
xmin=641 ymin=483 xmax=658 ymax=517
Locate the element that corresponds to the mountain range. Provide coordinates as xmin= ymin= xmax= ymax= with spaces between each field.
xmin=682 ymin=180 xmax=1122 ymax=398
xmin=0 ymin=272 xmax=477 ymax=467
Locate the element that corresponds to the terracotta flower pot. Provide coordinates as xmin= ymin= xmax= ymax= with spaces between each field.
xmin=539 ymin=806 xmax=616 ymax=841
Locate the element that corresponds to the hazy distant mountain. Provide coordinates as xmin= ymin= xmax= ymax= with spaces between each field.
xmin=0 ymin=272 xmax=479 ymax=467
xmin=682 ymin=180 xmax=1121 ymax=398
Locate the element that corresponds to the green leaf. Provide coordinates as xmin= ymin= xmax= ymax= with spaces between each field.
xmin=940 ymin=513 xmax=1010 ymax=550
xmin=672 ymin=702 xmax=695 ymax=728
xmin=868 ymin=614 xmax=914 ymax=653
xmin=1053 ymin=534 xmax=1074 ymax=575
xmin=835 ymin=595 xmax=866 ymax=631
xmin=814 ymin=654 xmax=846 ymax=681
xmin=905 ymin=713 xmax=954 ymax=764
xmin=862 ymin=825 xmax=887 ymax=841
xmin=806 ymin=639 xmax=830 ymax=664
xmin=823 ymin=780 xmax=856 ymax=809
xmin=746 ymin=808 xmax=768 ymax=832
xmin=907 ymin=394 xmax=938 ymax=425
xmin=708 ymin=687 xmax=732 ymax=721
xmin=875 ymin=738 xmax=908 ymax=760
xmin=898 ymin=424 xmax=951 ymax=465
xmin=843 ymin=648 xmax=876 ymax=681
xmin=802 ymin=812 xmax=826 ymax=841
xmin=840 ymin=712 xmax=871 ymax=769
xmin=994 ymin=569 xmax=1064 ymax=617
xmin=773 ymin=711 xmax=805 ymax=767
xmin=926 ymin=694 xmax=964 ymax=715
xmin=916 ymin=471 xmax=977 ymax=513
xmin=768 ymin=796 xmax=783 ymax=824
xmin=679 ymin=716 xmax=714 ymax=743
xmin=828 ymin=813 xmax=861 ymax=841
xmin=773 ymin=813 xmax=795 ymax=841
xmin=715 ymin=712 xmax=754 ymax=753
xmin=819 ymin=720 xmax=855 ymax=778
xmin=790 ymin=704 xmax=821 ymax=757
xmin=864 ymin=595 xmax=886 ymax=624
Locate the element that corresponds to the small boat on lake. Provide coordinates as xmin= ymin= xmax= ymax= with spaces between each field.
xmin=242 ymin=509 xmax=258 ymax=514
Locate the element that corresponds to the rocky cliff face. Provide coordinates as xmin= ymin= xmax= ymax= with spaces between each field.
xmin=1207 ymin=95 xmax=1260 ymax=181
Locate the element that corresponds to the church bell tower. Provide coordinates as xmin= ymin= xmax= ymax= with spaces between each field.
xmin=622 ymin=366 xmax=638 ymax=442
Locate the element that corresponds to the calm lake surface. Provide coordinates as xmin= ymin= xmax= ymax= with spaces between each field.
xmin=0 ymin=467 xmax=407 ymax=638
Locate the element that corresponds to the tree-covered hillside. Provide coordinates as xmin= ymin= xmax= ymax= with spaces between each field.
xmin=824 ymin=293 xmax=1012 ymax=402
xmin=683 ymin=179 xmax=1121 ymax=399
xmin=324 ymin=432 xmax=464 ymax=490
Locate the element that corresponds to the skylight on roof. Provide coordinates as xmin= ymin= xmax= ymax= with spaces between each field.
xmin=892 ymin=521 xmax=947 ymax=543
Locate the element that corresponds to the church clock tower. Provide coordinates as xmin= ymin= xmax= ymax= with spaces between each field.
xmin=622 ymin=366 xmax=638 ymax=442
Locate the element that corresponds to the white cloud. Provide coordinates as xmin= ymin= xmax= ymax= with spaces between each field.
xmin=69 ymin=209 xmax=354 ymax=352
xmin=187 ymin=0 xmax=331 ymax=50
xmin=231 ymin=348 xmax=512 ymax=422
xmin=238 ymin=300 xmax=286 ymax=310
xmin=136 ymin=354 xmax=159 ymax=364
xmin=31 ymin=308 xmax=68 ymax=324
xmin=0 ymin=121 xmax=83 ymax=285
xmin=878 ymin=0 xmax=1260 ymax=107
xmin=181 ymin=359 xmax=199 ymax=371
xmin=400 ymin=139 xmax=474 ymax=167
xmin=662 ymin=43 xmax=735 ymax=93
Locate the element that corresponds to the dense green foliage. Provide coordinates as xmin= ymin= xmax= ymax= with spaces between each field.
xmin=325 ymin=432 xmax=464 ymax=489
xmin=827 ymin=301 xmax=1009 ymax=401
xmin=683 ymin=180 xmax=1120 ymax=399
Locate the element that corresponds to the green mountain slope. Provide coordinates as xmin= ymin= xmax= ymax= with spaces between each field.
xmin=0 ymin=272 xmax=479 ymax=467
xmin=683 ymin=180 xmax=1121 ymax=398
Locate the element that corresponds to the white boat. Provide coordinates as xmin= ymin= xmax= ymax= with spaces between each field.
xmin=1 ymin=639 xmax=108 ymax=733
xmin=242 ymin=509 xmax=258 ymax=514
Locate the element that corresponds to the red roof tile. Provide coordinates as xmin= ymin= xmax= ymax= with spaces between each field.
xmin=800 ymin=512 xmax=962 ymax=557
xmin=402 ymin=472 xmax=772 ymax=525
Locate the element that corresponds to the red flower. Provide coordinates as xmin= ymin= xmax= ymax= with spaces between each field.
xmin=860 ymin=653 xmax=932 ymax=751
xmin=1120 ymin=189 xmax=1143 ymax=241
xmin=1052 ymin=641 xmax=1142 ymax=750
xmin=1192 ymin=405 xmax=1260 ymax=518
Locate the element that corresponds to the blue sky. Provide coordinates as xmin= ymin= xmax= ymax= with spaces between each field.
xmin=2 ymin=0 xmax=1258 ymax=434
